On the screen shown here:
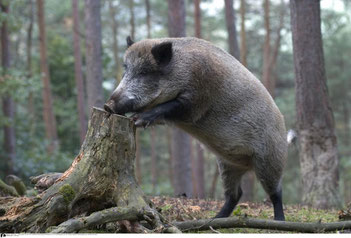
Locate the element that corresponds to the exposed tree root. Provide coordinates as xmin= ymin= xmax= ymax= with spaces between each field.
xmin=173 ymin=216 xmax=351 ymax=233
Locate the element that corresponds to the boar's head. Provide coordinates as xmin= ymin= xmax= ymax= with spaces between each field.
xmin=104 ymin=37 xmax=182 ymax=116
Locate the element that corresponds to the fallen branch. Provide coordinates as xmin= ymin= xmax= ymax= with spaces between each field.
xmin=173 ymin=217 xmax=351 ymax=233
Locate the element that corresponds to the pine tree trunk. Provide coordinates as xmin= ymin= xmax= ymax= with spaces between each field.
xmin=72 ymin=0 xmax=87 ymax=145
xmin=108 ymin=1 xmax=121 ymax=82
xmin=1 ymin=1 xmax=16 ymax=176
xmin=0 ymin=108 xmax=168 ymax=233
xmin=224 ymin=0 xmax=240 ymax=59
xmin=84 ymin=0 xmax=104 ymax=111
xmin=150 ymin=128 xmax=157 ymax=194
xmin=239 ymin=0 xmax=247 ymax=66
xmin=145 ymin=0 xmax=151 ymax=38
xmin=194 ymin=0 xmax=201 ymax=38
xmin=129 ymin=0 xmax=135 ymax=40
xmin=261 ymin=0 xmax=274 ymax=97
xmin=209 ymin=165 xmax=219 ymax=198
xmin=37 ymin=0 xmax=58 ymax=153
xmin=290 ymin=0 xmax=340 ymax=209
xmin=27 ymin=0 xmax=36 ymax=136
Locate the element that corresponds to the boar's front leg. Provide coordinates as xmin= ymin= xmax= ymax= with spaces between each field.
xmin=133 ymin=99 xmax=187 ymax=128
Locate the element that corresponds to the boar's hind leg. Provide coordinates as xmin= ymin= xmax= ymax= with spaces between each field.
xmin=253 ymin=157 xmax=285 ymax=221
xmin=215 ymin=160 xmax=246 ymax=218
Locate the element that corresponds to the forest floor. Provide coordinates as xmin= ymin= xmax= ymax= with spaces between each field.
xmin=150 ymin=196 xmax=343 ymax=233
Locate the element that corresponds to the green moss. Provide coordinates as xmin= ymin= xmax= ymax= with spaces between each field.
xmin=161 ymin=204 xmax=173 ymax=212
xmin=58 ymin=184 xmax=76 ymax=204
xmin=45 ymin=226 xmax=57 ymax=233
xmin=232 ymin=206 xmax=242 ymax=216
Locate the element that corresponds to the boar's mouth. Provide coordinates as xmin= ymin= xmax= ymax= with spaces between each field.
xmin=104 ymin=91 xmax=164 ymax=116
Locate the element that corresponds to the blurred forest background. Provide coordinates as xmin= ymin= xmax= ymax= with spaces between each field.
xmin=0 ymin=0 xmax=350 ymax=208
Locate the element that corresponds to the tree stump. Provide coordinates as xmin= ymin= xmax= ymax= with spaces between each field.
xmin=0 ymin=108 xmax=175 ymax=233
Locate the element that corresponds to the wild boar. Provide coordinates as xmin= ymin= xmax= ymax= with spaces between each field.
xmin=104 ymin=37 xmax=288 ymax=221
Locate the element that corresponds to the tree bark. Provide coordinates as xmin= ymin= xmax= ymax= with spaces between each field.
xmin=290 ymin=0 xmax=340 ymax=209
xmin=84 ymin=0 xmax=104 ymax=112
xmin=27 ymin=0 xmax=36 ymax=136
xmin=195 ymin=143 xmax=205 ymax=198
xmin=72 ymin=0 xmax=87 ymax=145
xmin=167 ymin=0 xmax=193 ymax=198
xmin=239 ymin=0 xmax=247 ymax=66
xmin=173 ymin=217 xmax=351 ymax=233
xmin=135 ymin=131 xmax=142 ymax=184
xmin=0 ymin=108 xmax=172 ymax=233
xmin=108 ymin=0 xmax=121 ymax=82
xmin=224 ymin=0 xmax=240 ymax=59
xmin=145 ymin=0 xmax=151 ymax=38
xmin=150 ymin=128 xmax=157 ymax=194
xmin=261 ymin=0 xmax=273 ymax=96
xmin=1 ymin=0 xmax=16 ymax=176
xmin=194 ymin=0 xmax=201 ymax=38
xmin=167 ymin=0 xmax=186 ymax=38
xmin=37 ymin=0 xmax=58 ymax=153
xmin=129 ymin=0 xmax=135 ymax=40
xmin=209 ymin=165 xmax=219 ymax=198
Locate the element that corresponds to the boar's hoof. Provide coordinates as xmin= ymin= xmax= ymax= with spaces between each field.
xmin=132 ymin=112 xmax=157 ymax=129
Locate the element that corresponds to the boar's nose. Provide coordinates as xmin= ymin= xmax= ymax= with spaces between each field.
xmin=104 ymin=100 xmax=115 ymax=113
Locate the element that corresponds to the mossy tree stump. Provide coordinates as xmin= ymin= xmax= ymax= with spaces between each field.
xmin=0 ymin=108 xmax=173 ymax=233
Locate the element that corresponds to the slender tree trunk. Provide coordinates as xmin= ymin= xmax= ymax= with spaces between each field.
xmin=27 ymin=0 xmax=35 ymax=135
xmin=167 ymin=127 xmax=175 ymax=189
xmin=135 ymin=131 xmax=142 ymax=184
xmin=209 ymin=165 xmax=219 ymax=198
xmin=290 ymin=0 xmax=340 ymax=209
xmin=224 ymin=0 xmax=240 ymax=59
xmin=129 ymin=0 xmax=135 ymax=40
xmin=150 ymin=128 xmax=157 ymax=194
xmin=168 ymin=0 xmax=186 ymax=38
xmin=195 ymin=143 xmax=205 ymax=198
xmin=167 ymin=0 xmax=193 ymax=198
xmin=72 ymin=0 xmax=87 ymax=145
xmin=84 ymin=0 xmax=104 ymax=112
xmin=342 ymin=101 xmax=350 ymax=146
xmin=239 ymin=0 xmax=247 ymax=66
xmin=1 ymin=0 xmax=16 ymax=176
xmin=108 ymin=0 xmax=121 ymax=83
xmin=36 ymin=0 xmax=58 ymax=153
xmin=194 ymin=0 xmax=201 ymax=38
xmin=145 ymin=0 xmax=151 ymax=38
xmin=261 ymin=0 xmax=274 ymax=97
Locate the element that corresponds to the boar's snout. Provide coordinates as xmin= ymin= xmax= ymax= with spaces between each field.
xmin=104 ymin=96 xmax=135 ymax=115
xmin=104 ymin=100 xmax=115 ymax=114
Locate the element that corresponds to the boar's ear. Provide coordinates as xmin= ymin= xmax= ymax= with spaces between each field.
xmin=126 ymin=36 xmax=134 ymax=48
xmin=151 ymin=42 xmax=172 ymax=66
